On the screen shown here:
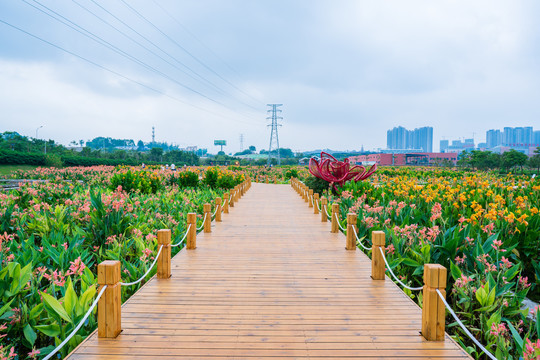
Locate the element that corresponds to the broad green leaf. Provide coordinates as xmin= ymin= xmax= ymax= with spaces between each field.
xmin=29 ymin=303 xmax=44 ymax=320
xmin=401 ymin=258 xmax=421 ymax=267
xmin=35 ymin=324 xmax=61 ymax=337
xmin=64 ymin=282 xmax=77 ymax=316
xmin=79 ymin=285 xmax=97 ymax=310
xmin=42 ymin=292 xmax=72 ymax=323
xmin=0 ymin=299 xmax=14 ymax=318
xmin=450 ymin=262 xmax=462 ymax=281
xmin=487 ymin=286 xmax=496 ymax=307
xmin=23 ymin=324 xmax=37 ymax=346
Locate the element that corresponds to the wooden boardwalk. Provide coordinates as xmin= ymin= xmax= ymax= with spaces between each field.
xmin=68 ymin=183 xmax=471 ymax=359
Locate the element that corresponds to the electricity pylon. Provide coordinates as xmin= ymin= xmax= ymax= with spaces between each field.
xmin=267 ymin=104 xmax=282 ymax=165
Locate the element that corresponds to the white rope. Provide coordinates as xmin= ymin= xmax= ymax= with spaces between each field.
xmin=212 ymin=206 xmax=219 ymax=218
xmin=324 ymin=205 xmax=331 ymax=220
xmin=43 ymin=285 xmax=108 ymax=360
xmin=351 ymin=225 xmax=371 ymax=251
xmin=436 ymin=289 xmax=497 ymax=360
xmin=229 ymin=193 xmax=233 ymax=205
xmin=120 ymin=245 xmax=163 ymax=286
xmin=315 ymin=199 xmax=321 ymax=212
xmin=197 ymin=213 xmax=207 ymax=231
xmin=334 ymin=212 xmax=347 ymax=231
xmin=171 ymin=224 xmax=191 ymax=248
xmin=379 ymin=247 xmax=423 ymax=291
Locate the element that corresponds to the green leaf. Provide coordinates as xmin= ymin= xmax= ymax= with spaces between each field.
xmin=487 ymin=286 xmax=496 ymax=307
xmin=29 ymin=303 xmax=44 ymax=320
xmin=35 ymin=324 xmax=61 ymax=337
xmin=79 ymin=286 xmax=97 ymax=310
xmin=506 ymin=321 xmax=523 ymax=353
xmin=401 ymin=258 xmax=421 ymax=267
xmin=450 ymin=262 xmax=462 ymax=281
xmin=23 ymin=324 xmax=37 ymax=346
xmin=64 ymin=281 xmax=77 ymax=316
xmin=42 ymin=292 xmax=72 ymax=323
xmin=0 ymin=299 xmax=13 ymax=318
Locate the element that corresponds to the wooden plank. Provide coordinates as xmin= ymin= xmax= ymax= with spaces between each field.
xmin=67 ymin=183 xmax=471 ymax=359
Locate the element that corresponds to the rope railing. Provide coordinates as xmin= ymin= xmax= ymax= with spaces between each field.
xmin=436 ymin=289 xmax=497 ymax=360
xmin=197 ymin=213 xmax=207 ymax=231
xmin=334 ymin=212 xmax=347 ymax=231
xmin=120 ymin=245 xmax=164 ymax=287
xmin=171 ymin=224 xmax=191 ymax=248
xmin=351 ymin=225 xmax=371 ymax=251
xmin=378 ymin=247 xmax=423 ymax=291
xmin=290 ymin=178 xmax=497 ymax=355
xmin=43 ymin=285 xmax=108 ymax=360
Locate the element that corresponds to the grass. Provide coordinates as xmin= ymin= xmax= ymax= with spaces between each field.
xmin=0 ymin=164 xmax=41 ymax=177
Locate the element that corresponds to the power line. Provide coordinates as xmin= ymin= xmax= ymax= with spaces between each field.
xmin=150 ymin=0 xmax=265 ymax=106
xmin=86 ymin=0 xmax=260 ymax=114
xmin=0 ymin=17 xmax=258 ymax=126
xmin=118 ymin=0 xmax=262 ymax=111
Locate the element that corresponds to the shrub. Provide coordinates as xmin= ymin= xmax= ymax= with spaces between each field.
xmin=109 ymin=170 xmax=162 ymax=194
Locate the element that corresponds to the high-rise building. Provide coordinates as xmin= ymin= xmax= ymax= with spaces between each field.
xmin=534 ymin=131 xmax=540 ymax=147
xmin=440 ymin=139 xmax=449 ymax=152
xmin=486 ymin=129 xmax=502 ymax=148
xmin=386 ymin=126 xmax=432 ymax=152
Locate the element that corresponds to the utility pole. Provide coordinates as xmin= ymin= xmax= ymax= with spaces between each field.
xmin=239 ymin=134 xmax=244 ymax=152
xmin=267 ymin=104 xmax=283 ymax=166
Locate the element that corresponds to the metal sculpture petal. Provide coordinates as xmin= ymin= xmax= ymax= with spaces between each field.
xmin=309 ymin=152 xmax=377 ymax=189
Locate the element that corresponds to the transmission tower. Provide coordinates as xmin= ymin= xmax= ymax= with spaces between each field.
xmin=152 ymin=126 xmax=155 ymax=144
xmin=267 ymin=104 xmax=283 ymax=165
xmin=239 ymin=134 xmax=244 ymax=151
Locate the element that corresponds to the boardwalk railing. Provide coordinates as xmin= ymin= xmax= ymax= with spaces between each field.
xmin=290 ymin=177 xmax=496 ymax=360
xmin=43 ymin=179 xmax=252 ymax=360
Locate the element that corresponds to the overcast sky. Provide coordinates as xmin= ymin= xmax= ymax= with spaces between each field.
xmin=1 ymin=1 xmax=539 ymax=153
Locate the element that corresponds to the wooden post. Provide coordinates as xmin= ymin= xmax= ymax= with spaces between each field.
xmin=304 ymin=187 xmax=309 ymax=203
xmin=346 ymin=213 xmax=357 ymax=250
xmin=215 ymin=198 xmax=222 ymax=222
xmin=186 ymin=213 xmax=196 ymax=249
xmin=234 ymin=186 xmax=240 ymax=202
xmin=308 ymin=189 xmax=314 ymax=208
xmin=371 ymin=231 xmax=386 ymax=280
xmin=422 ymin=264 xmax=447 ymax=341
xmin=157 ymin=229 xmax=171 ymax=279
xmin=203 ymin=204 xmax=211 ymax=233
xmin=223 ymin=193 xmax=230 ymax=214
xmin=313 ymin=193 xmax=320 ymax=214
xmin=229 ymin=189 xmax=235 ymax=208
xmin=274 ymin=176 xmax=277 ymax=184
xmin=331 ymin=203 xmax=340 ymax=233
xmin=98 ymin=260 xmax=121 ymax=338
xmin=321 ymin=197 xmax=328 ymax=222
xmin=265 ymin=176 xmax=269 ymax=184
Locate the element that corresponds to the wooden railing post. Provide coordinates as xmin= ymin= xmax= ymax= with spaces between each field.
xmin=304 ymin=187 xmax=309 ymax=203
xmin=223 ymin=193 xmax=230 ymax=214
xmin=215 ymin=198 xmax=222 ymax=222
xmin=229 ymin=189 xmax=235 ymax=208
xmin=313 ymin=193 xmax=320 ymax=215
xmin=265 ymin=176 xmax=269 ymax=184
xmin=203 ymin=204 xmax=211 ymax=233
xmin=331 ymin=203 xmax=339 ymax=233
xmin=274 ymin=176 xmax=277 ymax=184
xmin=346 ymin=213 xmax=357 ymax=250
xmin=422 ymin=264 xmax=447 ymax=341
xmin=157 ymin=229 xmax=171 ymax=279
xmin=320 ymin=197 xmax=328 ymax=222
xmin=98 ymin=260 xmax=121 ymax=338
xmin=186 ymin=213 xmax=197 ymax=249
xmin=308 ymin=190 xmax=314 ymax=208
xmin=235 ymin=185 xmax=240 ymax=201
xmin=371 ymin=231 xmax=385 ymax=280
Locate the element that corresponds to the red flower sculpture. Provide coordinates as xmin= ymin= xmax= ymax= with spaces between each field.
xmin=309 ymin=152 xmax=377 ymax=189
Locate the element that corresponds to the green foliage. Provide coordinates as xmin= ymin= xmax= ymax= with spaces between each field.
xmin=168 ymin=171 xmax=199 ymax=188
xmin=109 ymin=170 xmax=162 ymax=194
xmin=304 ymin=175 xmax=331 ymax=195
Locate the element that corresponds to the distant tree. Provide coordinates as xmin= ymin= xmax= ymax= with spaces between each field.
xmin=502 ymin=149 xmax=528 ymax=170
xmin=529 ymin=147 xmax=540 ymax=171
xmin=150 ymin=147 xmax=164 ymax=162
xmin=249 ymin=145 xmax=256 ymax=151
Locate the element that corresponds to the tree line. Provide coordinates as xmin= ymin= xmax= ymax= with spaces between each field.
xmin=458 ymin=148 xmax=540 ymax=171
